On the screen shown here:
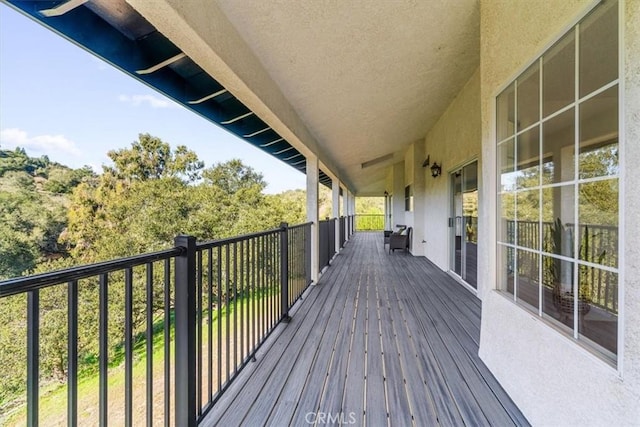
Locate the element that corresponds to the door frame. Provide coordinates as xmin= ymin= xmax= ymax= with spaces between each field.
xmin=448 ymin=158 xmax=479 ymax=293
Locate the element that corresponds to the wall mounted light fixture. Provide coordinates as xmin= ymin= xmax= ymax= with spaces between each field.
xmin=430 ymin=162 xmax=442 ymax=178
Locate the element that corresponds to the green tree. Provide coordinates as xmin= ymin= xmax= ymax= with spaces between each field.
xmin=104 ymin=133 xmax=203 ymax=182
xmin=202 ymin=159 xmax=266 ymax=194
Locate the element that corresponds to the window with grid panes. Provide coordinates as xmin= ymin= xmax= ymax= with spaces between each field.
xmin=496 ymin=0 xmax=619 ymax=364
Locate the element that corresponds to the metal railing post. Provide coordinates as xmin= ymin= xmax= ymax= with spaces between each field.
xmin=280 ymin=223 xmax=291 ymax=322
xmin=174 ymin=235 xmax=197 ymax=427
xmin=27 ymin=290 xmax=39 ymax=427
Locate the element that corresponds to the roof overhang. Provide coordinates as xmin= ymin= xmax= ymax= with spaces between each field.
xmin=3 ymin=0 xmax=480 ymax=195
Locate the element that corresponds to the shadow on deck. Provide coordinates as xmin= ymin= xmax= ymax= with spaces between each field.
xmin=203 ymin=232 xmax=529 ymax=426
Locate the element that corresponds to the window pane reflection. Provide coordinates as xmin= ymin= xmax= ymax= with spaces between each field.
xmin=517 ymin=62 xmax=540 ymax=131
xmin=499 ymin=193 xmax=515 ymax=244
xmin=578 ymin=265 xmax=617 ymax=356
xmin=542 ymin=185 xmax=575 ymax=257
xmin=542 ymin=255 xmax=575 ymax=331
xmin=516 ymin=127 xmax=540 ymax=189
xmin=516 ymin=190 xmax=539 ymax=250
xmin=543 ymin=31 xmax=575 ymax=117
xmin=579 ymin=180 xmax=618 ymax=268
xmin=517 ymin=250 xmax=539 ymax=310
xmin=579 ymin=86 xmax=618 ymax=179
xmin=497 ymin=83 xmax=515 ymax=141
xmin=499 ymin=245 xmax=515 ymax=296
xmin=542 ymin=109 xmax=574 ymax=185
xmin=498 ymin=139 xmax=516 ymax=192
xmin=579 ymin=1 xmax=618 ymax=97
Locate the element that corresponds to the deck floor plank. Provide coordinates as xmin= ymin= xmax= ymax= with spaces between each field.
xmin=202 ymin=232 xmax=529 ymax=427
xmin=287 ymin=257 xmax=358 ymax=426
xmin=341 ymin=271 xmax=367 ymax=425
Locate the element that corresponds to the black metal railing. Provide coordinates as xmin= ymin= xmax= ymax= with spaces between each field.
xmin=318 ymin=219 xmax=336 ymax=272
xmin=0 ymin=248 xmax=182 ymax=427
xmin=0 ymin=222 xmax=312 ymax=427
xmin=355 ymin=214 xmax=385 ymax=231
xmin=339 ymin=216 xmax=346 ymax=248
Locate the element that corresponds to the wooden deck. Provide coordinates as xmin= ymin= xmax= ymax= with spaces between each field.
xmin=202 ymin=232 xmax=529 ymax=426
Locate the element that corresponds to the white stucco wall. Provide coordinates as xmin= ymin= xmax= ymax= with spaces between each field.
xmin=423 ymin=68 xmax=481 ymax=274
xmin=478 ymin=0 xmax=640 ymax=424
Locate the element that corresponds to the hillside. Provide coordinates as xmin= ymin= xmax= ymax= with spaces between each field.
xmin=0 ymin=148 xmax=95 ymax=279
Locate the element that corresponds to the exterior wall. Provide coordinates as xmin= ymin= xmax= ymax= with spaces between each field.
xmin=423 ymin=68 xmax=481 ymax=273
xmin=478 ymin=0 xmax=640 ymax=425
xmin=622 ymin=0 xmax=640 ymax=414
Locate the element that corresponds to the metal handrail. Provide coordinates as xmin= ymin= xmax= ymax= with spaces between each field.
xmin=0 ymin=247 xmax=182 ymax=297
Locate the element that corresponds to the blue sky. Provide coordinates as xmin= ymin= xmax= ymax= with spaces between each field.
xmin=0 ymin=3 xmax=306 ymax=193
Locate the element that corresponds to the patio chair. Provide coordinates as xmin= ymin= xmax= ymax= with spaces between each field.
xmin=389 ymin=226 xmax=412 ymax=254
xmin=384 ymin=224 xmax=406 ymax=248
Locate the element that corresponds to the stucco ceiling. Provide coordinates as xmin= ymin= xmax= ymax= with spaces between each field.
xmin=215 ymin=0 xmax=480 ymax=195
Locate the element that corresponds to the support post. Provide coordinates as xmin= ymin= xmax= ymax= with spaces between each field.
xmin=280 ymin=222 xmax=291 ymax=322
xmin=307 ymin=155 xmax=319 ymax=284
xmin=174 ymin=235 xmax=196 ymax=427
xmin=332 ymin=179 xmax=341 ymax=255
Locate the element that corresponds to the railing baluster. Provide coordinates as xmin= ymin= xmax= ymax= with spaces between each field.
xmin=239 ymin=240 xmax=244 ymax=365
xmin=268 ymin=234 xmax=273 ymax=327
xmin=233 ymin=241 xmax=238 ymax=374
xmin=174 ymin=235 xmax=196 ymax=427
xmin=68 ymin=280 xmax=78 ymax=427
xmin=251 ymin=237 xmax=257 ymax=357
xmin=146 ymin=263 xmax=153 ymax=427
xmin=207 ymin=248 xmax=213 ymax=404
xmin=281 ymin=223 xmax=290 ymax=322
xmin=163 ymin=259 xmax=171 ymax=427
xmin=124 ymin=268 xmax=133 ymax=427
xmin=99 ymin=274 xmax=108 ymax=427
xmin=262 ymin=235 xmax=266 ymax=339
xmin=217 ymin=245 xmax=222 ymax=394
xmin=196 ymin=251 xmax=203 ymax=415
xmin=225 ymin=244 xmax=230 ymax=385
xmin=27 ymin=290 xmax=39 ymax=427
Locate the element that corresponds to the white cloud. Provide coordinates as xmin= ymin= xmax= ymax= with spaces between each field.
xmin=0 ymin=128 xmax=82 ymax=157
xmin=118 ymin=94 xmax=176 ymax=109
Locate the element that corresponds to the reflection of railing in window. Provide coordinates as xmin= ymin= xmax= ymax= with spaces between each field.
xmin=506 ymin=220 xmax=618 ymax=313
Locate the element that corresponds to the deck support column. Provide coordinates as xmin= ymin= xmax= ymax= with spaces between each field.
xmin=344 ymin=191 xmax=351 ymax=237
xmin=307 ymin=154 xmax=319 ymax=284
xmin=412 ymin=140 xmax=426 ymax=256
xmin=332 ymin=178 xmax=341 ymax=253
xmin=349 ymin=191 xmax=356 ymax=236
xmin=392 ymin=161 xmax=405 ymax=230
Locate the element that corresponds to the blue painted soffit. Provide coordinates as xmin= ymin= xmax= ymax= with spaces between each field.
xmin=5 ymin=0 xmax=333 ymax=188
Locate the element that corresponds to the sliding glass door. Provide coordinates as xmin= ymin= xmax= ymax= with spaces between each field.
xmin=450 ymin=161 xmax=478 ymax=289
